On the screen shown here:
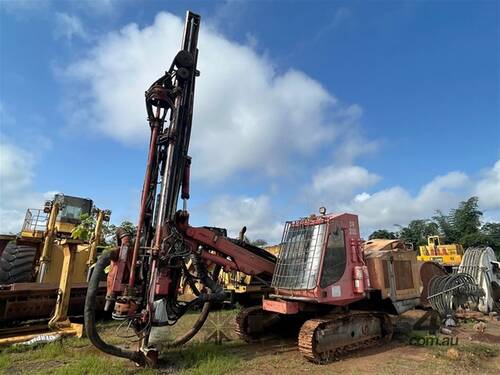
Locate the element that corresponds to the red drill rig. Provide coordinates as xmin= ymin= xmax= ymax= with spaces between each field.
xmin=85 ymin=11 xmax=421 ymax=367
xmin=236 ymin=213 xmax=420 ymax=362
xmin=84 ymin=11 xmax=275 ymax=367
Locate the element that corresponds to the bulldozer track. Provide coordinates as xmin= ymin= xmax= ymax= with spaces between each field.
xmin=298 ymin=312 xmax=393 ymax=364
xmin=235 ymin=305 xmax=262 ymax=343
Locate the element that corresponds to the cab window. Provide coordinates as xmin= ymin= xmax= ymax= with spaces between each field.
xmin=320 ymin=228 xmax=346 ymax=288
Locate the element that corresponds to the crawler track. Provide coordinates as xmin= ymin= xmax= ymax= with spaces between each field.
xmin=235 ymin=306 xmax=264 ymax=343
xmin=235 ymin=306 xmax=283 ymax=343
xmin=298 ymin=312 xmax=393 ymax=364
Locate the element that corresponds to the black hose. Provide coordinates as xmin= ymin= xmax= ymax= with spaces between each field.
xmin=84 ymin=253 xmax=146 ymax=366
xmin=86 ymin=252 xmax=225 ymax=358
xmin=163 ymin=264 xmax=222 ymax=348
xmin=192 ymin=253 xmax=225 ymax=299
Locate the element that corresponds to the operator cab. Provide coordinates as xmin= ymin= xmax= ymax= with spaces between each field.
xmin=53 ymin=194 xmax=93 ymax=234
xmin=429 ymin=235 xmax=442 ymax=248
xmin=271 ymin=211 xmax=365 ymax=306
xmin=21 ymin=194 xmax=93 ymax=238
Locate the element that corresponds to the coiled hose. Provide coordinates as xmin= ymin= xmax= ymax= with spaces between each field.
xmin=161 ymin=255 xmax=223 ymax=348
xmin=427 ymin=273 xmax=482 ymax=317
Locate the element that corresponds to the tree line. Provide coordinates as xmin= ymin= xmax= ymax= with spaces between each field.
xmin=368 ymin=197 xmax=500 ymax=256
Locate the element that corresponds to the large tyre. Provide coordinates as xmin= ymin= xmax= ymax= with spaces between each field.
xmin=0 ymin=243 xmax=37 ymax=283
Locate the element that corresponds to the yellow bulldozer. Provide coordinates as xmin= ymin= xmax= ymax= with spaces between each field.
xmin=417 ymin=235 xmax=464 ymax=271
xmin=0 ymin=193 xmax=110 ymax=344
xmin=221 ymin=244 xmax=280 ymax=305
xmin=179 ymin=237 xmax=279 ymax=306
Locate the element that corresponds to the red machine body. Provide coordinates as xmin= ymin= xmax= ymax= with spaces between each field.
xmin=262 ymin=213 xmax=370 ymax=314
xmin=271 ymin=213 xmax=366 ymax=304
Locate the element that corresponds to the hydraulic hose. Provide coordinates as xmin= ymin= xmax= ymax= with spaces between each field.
xmin=163 ymin=264 xmax=222 ymax=348
xmin=84 ymin=253 xmax=146 ymax=366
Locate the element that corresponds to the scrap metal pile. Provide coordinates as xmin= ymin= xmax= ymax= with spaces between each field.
xmin=427 ymin=273 xmax=484 ymax=325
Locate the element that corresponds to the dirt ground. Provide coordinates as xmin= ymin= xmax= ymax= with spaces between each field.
xmin=228 ymin=310 xmax=500 ymax=375
xmin=1 ymin=309 xmax=499 ymax=375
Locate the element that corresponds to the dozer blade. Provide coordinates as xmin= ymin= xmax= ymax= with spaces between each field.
xmin=0 ymin=322 xmax=83 ymax=346
xmin=0 ymin=282 xmax=106 ymax=324
xmin=298 ymin=312 xmax=393 ymax=364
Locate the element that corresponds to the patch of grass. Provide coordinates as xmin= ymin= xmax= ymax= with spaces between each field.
xmin=0 ymin=352 xmax=9 ymax=373
xmin=459 ymin=342 xmax=498 ymax=358
xmin=182 ymin=354 xmax=239 ymax=375
xmin=434 ymin=342 xmax=498 ymax=371
xmin=2 ymin=339 xmax=67 ymax=360
xmin=161 ymin=341 xmax=242 ymax=374
xmin=31 ymin=354 xmax=126 ymax=375
xmin=378 ymin=356 xmax=448 ymax=375
xmin=0 ymin=310 xmax=243 ymax=375
xmin=407 ymin=330 xmax=435 ymax=339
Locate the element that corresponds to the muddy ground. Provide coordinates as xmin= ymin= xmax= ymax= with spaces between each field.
xmin=1 ymin=309 xmax=499 ymax=375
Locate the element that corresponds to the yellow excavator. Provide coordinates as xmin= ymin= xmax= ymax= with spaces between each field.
xmin=417 ymin=235 xmax=464 ymax=271
xmin=0 ymin=193 xmax=110 ymax=344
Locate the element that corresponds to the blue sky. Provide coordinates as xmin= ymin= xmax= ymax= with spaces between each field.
xmin=1 ymin=0 xmax=499 ymax=241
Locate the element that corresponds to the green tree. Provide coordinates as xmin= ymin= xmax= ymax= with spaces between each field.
xmin=481 ymin=222 xmax=500 ymax=257
xmin=251 ymin=239 xmax=268 ymax=247
xmin=72 ymin=214 xmax=136 ymax=247
xmin=397 ymin=220 xmax=439 ymax=249
xmin=71 ymin=213 xmax=96 ymax=242
xmin=451 ymin=197 xmax=482 ymax=239
xmin=368 ymin=230 xmax=397 ymax=240
xmin=432 ymin=210 xmax=459 ymax=243
xmin=433 ymin=197 xmax=485 ymax=248
xmin=104 ymin=220 xmax=137 ymax=246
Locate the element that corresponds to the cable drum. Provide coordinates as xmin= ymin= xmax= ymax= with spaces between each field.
xmin=459 ymin=246 xmax=500 ymax=313
xmin=427 ymin=273 xmax=484 ymax=321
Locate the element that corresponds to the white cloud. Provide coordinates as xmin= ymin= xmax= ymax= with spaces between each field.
xmin=0 ymin=137 xmax=55 ymax=233
xmin=325 ymin=164 xmax=499 ymax=236
xmin=229 ymin=161 xmax=499 ymax=241
xmin=333 ymin=129 xmax=380 ymax=165
xmin=54 ymin=12 xmax=87 ymax=41
xmin=62 ymin=12 xmax=363 ymax=182
xmin=0 ymin=139 xmax=34 ymax=195
xmin=354 ymin=192 xmax=371 ymax=203
xmin=475 ymin=160 xmax=500 ymax=210
xmin=79 ymin=0 xmax=116 ymax=15
xmin=312 ymin=165 xmax=380 ymax=204
xmin=0 ymin=0 xmax=50 ymax=15
xmin=207 ymin=194 xmax=283 ymax=244
xmin=56 ymin=10 xmax=499 ymax=244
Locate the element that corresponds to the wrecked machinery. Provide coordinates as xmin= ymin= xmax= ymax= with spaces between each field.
xmin=84 ymin=11 xmax=422 ymax=367
xmin=0 ymin=194 xmax=110 ymax=344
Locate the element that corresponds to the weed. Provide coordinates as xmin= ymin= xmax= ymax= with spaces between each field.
xmin=0 ymin=353 xmax=9 ymax=373
xmin=32 ymin=354 xmax=125 ymax=375
xmin=434 ymin=342 xmax=498 ymax=371
xmin=160 ymin=341 xmax=242 ymax=374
